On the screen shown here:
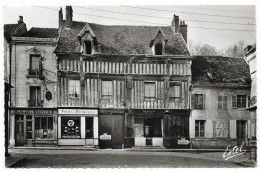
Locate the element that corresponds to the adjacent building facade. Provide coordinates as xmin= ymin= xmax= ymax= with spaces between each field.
xmin=5 ymin=6 xmax=254 ymax=149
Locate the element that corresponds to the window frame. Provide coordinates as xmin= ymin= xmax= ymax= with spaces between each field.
xmin=169 ymin=81 xmax=181 ymax=101
xmin=29 ymin=54 xmax=41 ymax=75
xmin=192 ymin=94 xmax=204 ymax=110
xmin=68 ymin=80 xmax=81 ymax=99
xmin=144 ymin=81 xmax=157 ymax=101
xmin=217 ymin=95 xmax=228 ymax=110
xmin=84 ymin=40 xmax=92 ymax=55
xmin=61 ymin=117 xmax=81 ymax=139
xmin=29 ymin=86 xmax=42 ymax=107
xmin=195 ymin=120 xmax=205 ymax=138
xmin=155 ymin=43 xmax=163 ymax=55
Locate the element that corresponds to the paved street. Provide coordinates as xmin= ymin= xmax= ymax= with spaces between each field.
xmin=7 ymin=148 xmax=252 ymax=168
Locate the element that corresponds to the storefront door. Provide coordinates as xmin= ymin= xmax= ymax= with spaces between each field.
xmin=237 ymin=120 xmax=246 ymax=146
xmin=15 ymin=115 xmax=24 ymax=146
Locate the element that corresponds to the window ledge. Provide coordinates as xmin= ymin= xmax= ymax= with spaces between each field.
xmin=26 ymin=74 xmax=39 ymax=79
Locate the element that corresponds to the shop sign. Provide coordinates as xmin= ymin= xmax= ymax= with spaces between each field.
xmin=177 ymin=138 xmax=190 ymax=145
xmin=59 ymin=109 xmax=98 ymax=115
xmin=100 ymin=133 xmax=111 ymax=140
xmin=12 ymin=109 xmax=53 ymax=114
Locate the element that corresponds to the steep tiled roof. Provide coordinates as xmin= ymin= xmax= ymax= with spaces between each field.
xmin=4 ymin=23 xmax=23 ymax=36
xmin=19 ymin=27 xmax=59 ymax=38
xmin=55 ymin=21 xmax=190 ymax=56
xmin=191 ymin=56 xmax=251 ymax=87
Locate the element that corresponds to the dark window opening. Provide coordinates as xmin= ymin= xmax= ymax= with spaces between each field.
xmin=35 ymin=117 xmax=54 ymax=140
xmin=237 ymin=95 xmax=247 ymax=108
xmin=85 ymin=41 xmax=92 ymax=54
xmin=194 ymin=94 xmax=204 ymax=110
xmin=155 ymin=43 xmax=163 ymax=55
xmin=134 ymin=118 xmax=162 ymax=137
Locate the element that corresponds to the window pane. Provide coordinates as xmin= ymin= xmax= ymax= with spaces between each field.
xmin=69 ymin=80 xmax=80 ymax=98
xmin=48 ymin=117 xmax=53 ymax=130
xmin=35 ymin=117 xmax=54 ymax=140
xmin=144 ymin=82 xmax=156 ymax=98
xmin=61 ymin=117 xmax=81 ymax=138
xmin=102 ymin=81 xmax=113 ymax=96
xmin=195 ymin=94 xmax=203 ymax=109
xmin=223 ymin=102 xmax=228 ymax=110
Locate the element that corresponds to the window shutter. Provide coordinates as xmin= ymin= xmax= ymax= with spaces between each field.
xmin=191 ymin=94 xmax=195 ymax=109
xmin=232 ymin=96 xmax=237 ymax=108
xmin=203 ymin=94 xmax=206 ymax=110
xmin=247 ymin=95 xmax=251 ymax=107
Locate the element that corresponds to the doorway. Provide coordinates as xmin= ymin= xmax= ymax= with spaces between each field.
xmin=237 ymin=120 xmax=247 ymax=146
xmin=15 ymin=115 xmax=24 ymax=146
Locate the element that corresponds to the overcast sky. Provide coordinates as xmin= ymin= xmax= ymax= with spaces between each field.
xmin=3 ymin=5 xmax=256 ymax=50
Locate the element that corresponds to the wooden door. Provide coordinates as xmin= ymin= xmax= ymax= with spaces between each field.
xmin=15 ymin=122 xmax=24 ymax=146
xmin=111 ymin=115 xmax=124 ymax=149
xmin=237 ymin=120 xmax=246 ymax=146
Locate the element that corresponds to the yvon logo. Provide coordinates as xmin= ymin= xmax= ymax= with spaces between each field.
xmin=223 ymin=142 xmax=246 ymax=160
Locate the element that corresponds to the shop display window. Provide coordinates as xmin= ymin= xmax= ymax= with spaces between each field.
xmin=26 ymin=115 xmax=32 ymax=139
xmin=61 ymin=117 xmax=81 ymax=138
xmin=35 ymin=116 xmax=54 ymax=139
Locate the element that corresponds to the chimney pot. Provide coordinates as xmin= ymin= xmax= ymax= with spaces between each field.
xmin=18 ymin=16 xmax=23 ymax=24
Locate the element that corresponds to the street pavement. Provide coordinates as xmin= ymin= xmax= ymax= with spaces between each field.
xmin=7 ymin=148 xmax=255 ymax=168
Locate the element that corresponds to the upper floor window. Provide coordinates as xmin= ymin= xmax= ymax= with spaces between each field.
xmin=218 ymin=95 xmax=228 ymax=110
xmin=232 ymin=95 xmax=249 ymax=108
xmin=68 ymin=80 xmax=80 ymax=98
xmin=102 ymin=81 xmax=113 ymax=98
xmin=169 ymin=82 xmax=181 ymax=101
xmin=191 ymin=94 xmax=205 ymax=110
xmin=144 ymin=81 xmax=156 ymax=101
xmin=155 ymin=43 xmax=163 ymax=55
xmin=84 ymin=40 xmax=92 ymax=54
xmin=29 ymin=86 xmax=42 ymax=107
xmin=29 ymin=55 xmax=41 ymax=75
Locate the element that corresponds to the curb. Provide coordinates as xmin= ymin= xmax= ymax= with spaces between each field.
xmin=125 ymin=149 xmax=226 ymax=152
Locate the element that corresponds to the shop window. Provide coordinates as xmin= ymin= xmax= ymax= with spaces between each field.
xmin=134 ymin=118 xmax=144 ymax=136
xmin=68 ymin=80 xmax=80 ymax=98
xmin=144 ymin=81 xmax=156 ymax=101
xmin=163 ymin=116 xmax=189 ymax=138
xmin=84 ymin=40 xmax=92 ymax=54
xmin=191 ymin=94 xmax=205 ymax=110
xmin=144 ymin=118 xmax=162 ymax=137
xmin=218 ymin=96 xmax=228 ymax=110
xmin=213 ymin=120 xmax=229 ymax=138
xmin=169 ymin=82 xmax=181 ymax=101
xmin=26 ymin=115 xmax=32 ymax=139
xmin=61 ymin=117 xmax=81 ymax=138
xmin=29 ymin=86 xmax=42 ymax=107
xmin=29 ymin=55 xmax=41 ymax=75
xmin=232 ymin=95 xmax=248 ymax=108
xmin=85 ymin=117 xmax=93 ymax=138
xmin=195 ymin=120 xmax=205 ymax=137
xmin=155 ymin=43 xmax=163 ymax=55
xmin=35 ymin=117 xmax=54 ymax=140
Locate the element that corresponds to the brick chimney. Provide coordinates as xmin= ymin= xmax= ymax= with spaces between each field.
xmin=18 ymin=16 xmax=23 ymax=24
xmin=59 ymin=7 xmax=63 ymax=28
xmin=171 ymin=14 xmax=180 ymax=33
xmin=180 ymin=20 xmax=188 ymax=43
xmin=65 ymin=6 xmax=73 ymax=28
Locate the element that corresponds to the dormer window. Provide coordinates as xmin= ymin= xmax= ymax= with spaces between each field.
xmin=155 ymin=43 xmax=163 ymax=55
xmin=84 ymin=40 xmax=92 ymax=54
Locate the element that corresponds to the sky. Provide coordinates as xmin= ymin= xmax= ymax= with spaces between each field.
xmin=3 ymin=5 xmax=256 ymax=51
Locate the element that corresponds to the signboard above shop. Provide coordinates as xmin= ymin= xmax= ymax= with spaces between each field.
xmin=58 ymin=109 xmax=98 ymax=116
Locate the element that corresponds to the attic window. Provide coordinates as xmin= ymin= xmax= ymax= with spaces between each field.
xmin=155 ymin=43 xmax=163 ymax=55
xmin=84 ymin=40 xmax=92 ymax=54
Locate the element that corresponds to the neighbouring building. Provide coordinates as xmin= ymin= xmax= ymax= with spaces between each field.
xmin=190 ymin=56 xmax=251 ymax=148
xmin=9 ymin=25 xmax=59 ymax=147
xmin=244 ymin=44 xmax=257 ymax=140
xmin=4 ymin=16 xmax=27 ymax=153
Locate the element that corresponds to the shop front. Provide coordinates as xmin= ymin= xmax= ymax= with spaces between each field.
xmin=130 ymin=109 xmax=190 ymax=148
xmin=58 ymin=108 xmax=99 ymax=147
xmin=10 ymin=108 xmax=58 ymax=147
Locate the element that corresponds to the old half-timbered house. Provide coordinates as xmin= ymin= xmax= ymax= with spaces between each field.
xmin=190 ymin=56 xmax=251 ymax=149
xmin=9 ymin=24 xmax=59 ymax=147
xmin=54 ymin=6 xmax=191 ymax=148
